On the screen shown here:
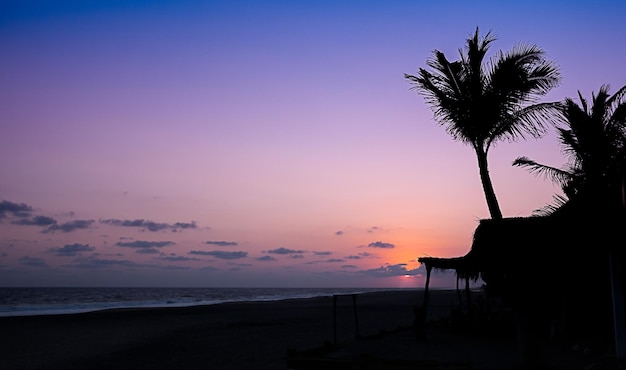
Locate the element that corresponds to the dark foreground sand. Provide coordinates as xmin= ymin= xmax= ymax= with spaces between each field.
xmin=1 ymin=289 xmax=620 ymax=370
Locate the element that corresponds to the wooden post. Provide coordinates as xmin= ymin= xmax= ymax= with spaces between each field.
xmin=352 ymin=294 xmax=360 ymax=339
xmin=333 ymin=295 xmax=337 ymax=345
xmin=423 ymin=264 xmax=432 ymax=316
xmin=415 ymin=264 xmax=432 ymax=340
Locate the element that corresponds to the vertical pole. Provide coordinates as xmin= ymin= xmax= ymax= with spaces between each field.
xmin=333 ymin=295 xmax=337 ymax=345
xmin=352 ymin=294 xmax=360 ymax=339
xmin=465 ymin=277 xmax=472 ymax=317
xmin=423 ymin=265 xmax=432 ymax=315
xmin=610 ymin=252 xmax=626 ymax=367
xmin=416 ymin=264 xmax=432 ymax=340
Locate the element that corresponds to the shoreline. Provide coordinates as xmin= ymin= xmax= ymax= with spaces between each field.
xmin=1 ymin=289 xmax=455 ymax=369
xmin=0 ymin=286 xmax=430 ymax=318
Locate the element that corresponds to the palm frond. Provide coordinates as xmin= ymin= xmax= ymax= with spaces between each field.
xmin=531 ymin=195 xmax=569 ymax=217
xmin=512 ymin=156 xmax=572 ymax=186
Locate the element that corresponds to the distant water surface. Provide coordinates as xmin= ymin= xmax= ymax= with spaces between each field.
xmin=0 ymin=287 xmax=416 ymax=317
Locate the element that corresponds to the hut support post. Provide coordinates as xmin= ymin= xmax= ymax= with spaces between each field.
xmin=415 ymin=264 xmax=432 ymax=340
xmin=422 ymin=265 xmax=432 ymax=317
xmin=465 ymin=277 xmax=472 ymax=317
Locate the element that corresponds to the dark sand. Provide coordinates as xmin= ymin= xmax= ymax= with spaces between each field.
xmin=1 ymin=289 xmax=619 ymax=369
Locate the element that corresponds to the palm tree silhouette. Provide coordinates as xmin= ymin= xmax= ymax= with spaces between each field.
xmin=405 ymin=27 xmax=561 ymax=220
xmin=512 ymin=84 xmax=626 ymax=366
xmin=514 ymin=84 xmax=626 ymax=214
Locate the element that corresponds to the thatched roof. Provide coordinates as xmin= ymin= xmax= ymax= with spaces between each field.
xmin=418 ymin=204 xmax=625 ymax=289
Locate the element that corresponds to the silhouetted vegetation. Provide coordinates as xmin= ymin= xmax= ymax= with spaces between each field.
xmin=405 ymin=27 xmax=561 ymax=220
xmin=411 ymin=28 xmax=626 ymax=369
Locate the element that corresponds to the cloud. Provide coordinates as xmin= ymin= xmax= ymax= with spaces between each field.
xmin=257 ymin=256 xmax=277 ymax=261
xmin=136 ymin=248 xmax=161 ymax=254
xmin=342 ymin=264 xmax=357 ymax=269
xmin=99 ymin=218 xmax=197 ymax=232
xmin=159 ymin=255 xmax=199 ymax=262
xmin=359 ymin=263 xmax=420 ymax=278
xmin=0 ymin=200 xmax=33 ymax=219
xmin=43 ymin=219 xmax=95 ymax=233
xmin=346 ymin=252 xmax=376 ymax=259
xmin=335 ymin=230 xmax=344 ymax=235
xmin=115 ymin=240 xmax=175 ymax=248
xmin=19 ymin=256 xmax=48 ymax=267
xmin=266 ymin=247 xmax=306 ymax=255
xmin=325 ymin=258 xmax=345 ymax=263
xmin=12 ymin=215 xmax=57 ymax=226
xmin=367 ymin=241 xmax=395 ymax=249
xmin=50 ymin=243 xmax=95 ymax=256
xmin=313 ymin=251 xmax=332 ymax=256
xmin=189 ymin=250 xmax=248 ymax=259
xmin=290 ymin=254 xmax=305 ymax=259
xmin=367 ymin=226 xmax=380 ymax=233
xmin=228 ymin=262 xmax=252 ymax=267
xmin=160 ymin=264 xmax=190 ymax=270
xmin=68 ymin=257 xmax=140 ymax=269
xmin=205 ymin=241 xmax=238 ymax=247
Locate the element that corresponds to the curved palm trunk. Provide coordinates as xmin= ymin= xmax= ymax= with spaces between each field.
xmin=476 ymin=148 xmax=503 ymax=220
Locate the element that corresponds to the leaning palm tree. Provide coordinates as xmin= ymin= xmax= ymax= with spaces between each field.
xmin=513 ymin=83 xmax=626 ymax=215
xmin=405 ymin=27 xmax=561 ymax=219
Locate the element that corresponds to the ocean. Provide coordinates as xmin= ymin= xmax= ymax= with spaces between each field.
xmin=0 ymin=287 xmax=413 ymax=317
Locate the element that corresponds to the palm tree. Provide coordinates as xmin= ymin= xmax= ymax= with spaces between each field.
xmin=513 ymin=84 xmax=626 ymax=366
xmin=405 ymin=27 xmax=561 ymax=219
xmin=513 ymin=83 xmax=626 ymax=215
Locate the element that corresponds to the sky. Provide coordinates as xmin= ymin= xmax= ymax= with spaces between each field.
xmin=1 ymin=0 xmax=625 ymax=288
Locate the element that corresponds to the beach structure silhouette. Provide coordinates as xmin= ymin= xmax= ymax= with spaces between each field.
xmin=419 ymin=83 xmax=626 ymax=369
xmin=405 ymin=26 xmax=625 ymax=368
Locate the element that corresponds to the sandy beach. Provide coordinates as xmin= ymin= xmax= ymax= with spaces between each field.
xmin=0 ymin=289 xmax=619 ymax=369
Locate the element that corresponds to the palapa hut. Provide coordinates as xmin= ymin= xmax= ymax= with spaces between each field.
xmin=416 ymin=190 xmax=626 ymax=367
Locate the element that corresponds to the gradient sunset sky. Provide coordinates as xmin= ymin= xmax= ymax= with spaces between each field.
xmin=1 ymin=0 xmax=624 ymax=288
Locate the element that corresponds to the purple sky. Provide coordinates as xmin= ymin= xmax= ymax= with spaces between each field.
xmin=1 ymin=0 xmax=625 ymax=288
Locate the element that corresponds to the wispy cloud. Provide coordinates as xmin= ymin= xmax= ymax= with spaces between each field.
xmin=43 ymin=220 xmax=95 ymax=233
xmin=116 ymin=240 xmax=175 ymax=248
xmin=50 ymin=243 xmax=95 ymax=256
xmin=346 ymin=252 xmax=377 ymax=259
xmin=266 ymin=247 xmax=306 ymax=255
xmin=158 ymin=254 xmax=199 ymax=262
xmin=189 ymin=250 xmax=248 ymax=259
xmin=12 ymin=215 xmax=57 ymax=226
xmin=0 ymin=200 xmax=33 ymax=219
xmin=67 ymin=257 xmax=141 ymax=269
xmin=100 ymin=218 xmax=197 ymax=232
xmin=313 ymin=251 xmax=332 ymax=256
xmin=367 ymin=241 xmax=395 ymax=249
xmin=359 ymin=263 xmax=419 ymax=277
xmin=19 ymin=256 xmax=48 ymax=267
xmin=205 ymin=241 xmax=238 ymax=247
xmin=257 ymin=255 xmax=277 ymax=261
xmin=325 ymin=258 xmax=345 ymax=263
